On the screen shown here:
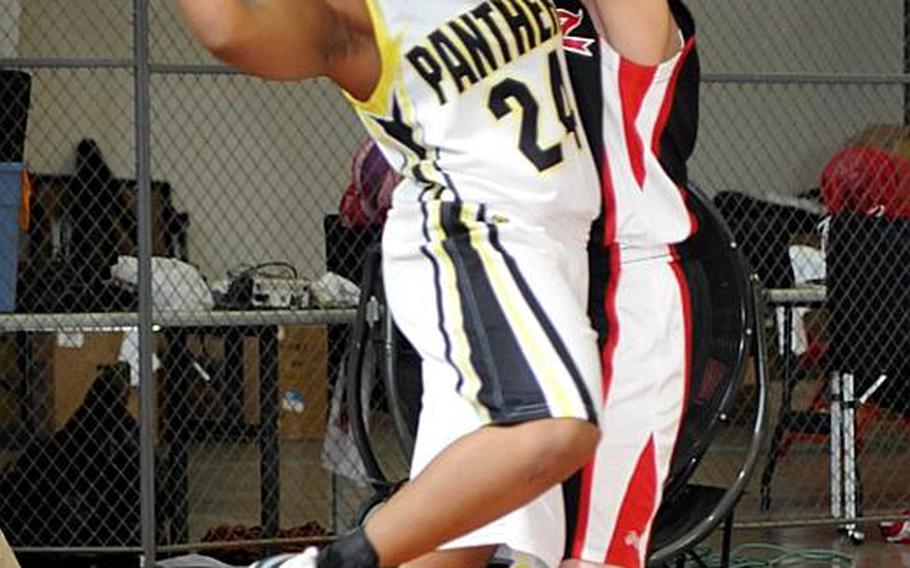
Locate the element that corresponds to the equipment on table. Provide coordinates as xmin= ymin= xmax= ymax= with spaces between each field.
xmin=223 ymin=262 xmax=310 ymax=310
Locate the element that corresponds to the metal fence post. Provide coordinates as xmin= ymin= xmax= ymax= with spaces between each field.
xmin=134 ymin=0 xmax=156 ymax=564
xmin=905 ymin=0 xmax=910 ymax=124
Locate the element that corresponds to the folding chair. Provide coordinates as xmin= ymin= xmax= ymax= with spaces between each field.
xmin=648 ymin=186 xmax=767 ymax=567
xmin=345 ymin=186 xmax=768 ymax=568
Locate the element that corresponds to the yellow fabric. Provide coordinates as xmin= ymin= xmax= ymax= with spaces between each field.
xmin=459 ymin=203 xmax=577 ymax=418
xmin=424 ymin=199 xmax=491 ymax=422
xmin=342 ymin=0 xmax=400 ymax=117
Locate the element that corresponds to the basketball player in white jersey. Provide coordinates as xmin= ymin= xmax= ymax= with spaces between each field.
xmin=555 ymin=1 xmax=702 ymax=567
xmin=177 ymin=2 xmax=603 ymax=567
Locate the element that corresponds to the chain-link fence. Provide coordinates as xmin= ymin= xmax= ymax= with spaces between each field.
xmin=0 ymin=0 xmax=908 ymax=564
xmin=685 ymin=0 xmax=910 ymax=532
xmin=0 ymin=1 xmax=375 ymax=564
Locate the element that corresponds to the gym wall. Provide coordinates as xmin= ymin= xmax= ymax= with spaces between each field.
xmin=689 ymin=0 xmax=906 ymax=198
xmin=15 ymin=0 xmax=365 ymax=282
xmin=13 ymin=0 xmax=907 ymax=276
xmin=0 ymin=0 xmax=18 ymax=59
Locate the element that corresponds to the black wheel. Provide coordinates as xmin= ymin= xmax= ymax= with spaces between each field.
xmin=346 ymin=243 xmax=416 ymax=490
xmin=648 ymin=186 xmax=769 ymax=565
xmin=357 ymin=489 xmax=389 ymax=526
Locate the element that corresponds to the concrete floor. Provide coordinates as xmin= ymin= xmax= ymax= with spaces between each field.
xmin=183 ymin=421 xmax=410 ymax=540
xmin=6 ymin=403 xmax=910 ymax=566
xmin=174 ymin=415 xmax=910 ymax=566
xmin=15 ymin=517 xmax=910 ymax=567
xmin=702 ymin=525 xmax=910 ymax=567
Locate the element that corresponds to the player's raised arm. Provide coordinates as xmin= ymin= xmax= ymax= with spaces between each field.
xmin=177 ymin=0 xmax=378 ymax=94
xmin=583 ymin=0 xmax=680 ymax=65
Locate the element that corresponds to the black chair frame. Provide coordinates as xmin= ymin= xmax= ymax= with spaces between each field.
xmin=344 ymin=187 xmax=769 ymax=567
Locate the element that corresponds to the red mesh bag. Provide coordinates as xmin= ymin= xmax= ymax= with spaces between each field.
xmin=821 ymin=126 xmax=910 ymax=218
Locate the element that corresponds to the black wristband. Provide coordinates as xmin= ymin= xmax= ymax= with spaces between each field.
xmin=317 ymin=528 xmax=381 ymax=568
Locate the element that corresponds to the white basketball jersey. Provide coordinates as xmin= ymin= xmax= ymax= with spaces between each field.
xmin=346 ymin=0 xmax=600 ymax=225
xmin=558 ymin=0 xmax=700 ymax=257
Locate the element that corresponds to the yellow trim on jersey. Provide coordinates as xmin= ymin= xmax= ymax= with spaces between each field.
xmin=396 ymin=85 xmax=438 ymax=185
xmin=426 ymin=200 xmax=490 ymax=422
xmin=343 ymin=0 xmax=401 ymax=117
xmin=459 ymin=203 xmax=578 ymax=418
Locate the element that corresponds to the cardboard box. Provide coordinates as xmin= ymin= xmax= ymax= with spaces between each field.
xmin=279 ymin=325 xmax=328 ymax=439
xmin=31 ymin=331 xmax=124 ymax=433
xmin=0 ymin=389 xmax=18 ymax=428
xmin=0 ymin=334 xmax=21 ymax=427
xmin=243 ymin=325 xmax=328 ymax=439
xmin=848 ymin=124 xmax=910 ymax=158
xmin=23 ymin=326 xmax=327 ymax=438
xmin=0 ymin=332 xmax=155 ymax=432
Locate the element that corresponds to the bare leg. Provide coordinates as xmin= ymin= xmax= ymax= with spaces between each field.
xmin=364 ymin=418 xmax=600 ymax=567
xmin=402 ymin=546 xmax=497 ymax=568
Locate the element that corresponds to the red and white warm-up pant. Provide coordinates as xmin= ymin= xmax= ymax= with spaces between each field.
xmin=566 ymin=247 xmax=694 ymax=567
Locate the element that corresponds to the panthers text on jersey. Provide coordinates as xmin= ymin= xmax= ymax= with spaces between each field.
xmin=352 ymin=3 xmax=606 ymax=564
xmin=345 ymin=0 xmax=600 ymax=227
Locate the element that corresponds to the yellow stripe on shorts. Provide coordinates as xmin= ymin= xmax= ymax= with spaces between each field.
xmin=425 ymin=199 xmax=491 ymax=421
xmin=459 ymin=202 xmax=581 ymax=419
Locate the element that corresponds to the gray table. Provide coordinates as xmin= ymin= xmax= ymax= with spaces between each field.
xmin=0 ymin=308 xmax=356 ymax=544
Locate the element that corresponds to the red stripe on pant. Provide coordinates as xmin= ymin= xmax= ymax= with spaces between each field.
xmin=604 ymin=437 xmax=658 ymax=568
xmin=571 ymin=255 xmax=622 ymax=557
xmin=618 ymin=59 xmax=657 ymax=189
